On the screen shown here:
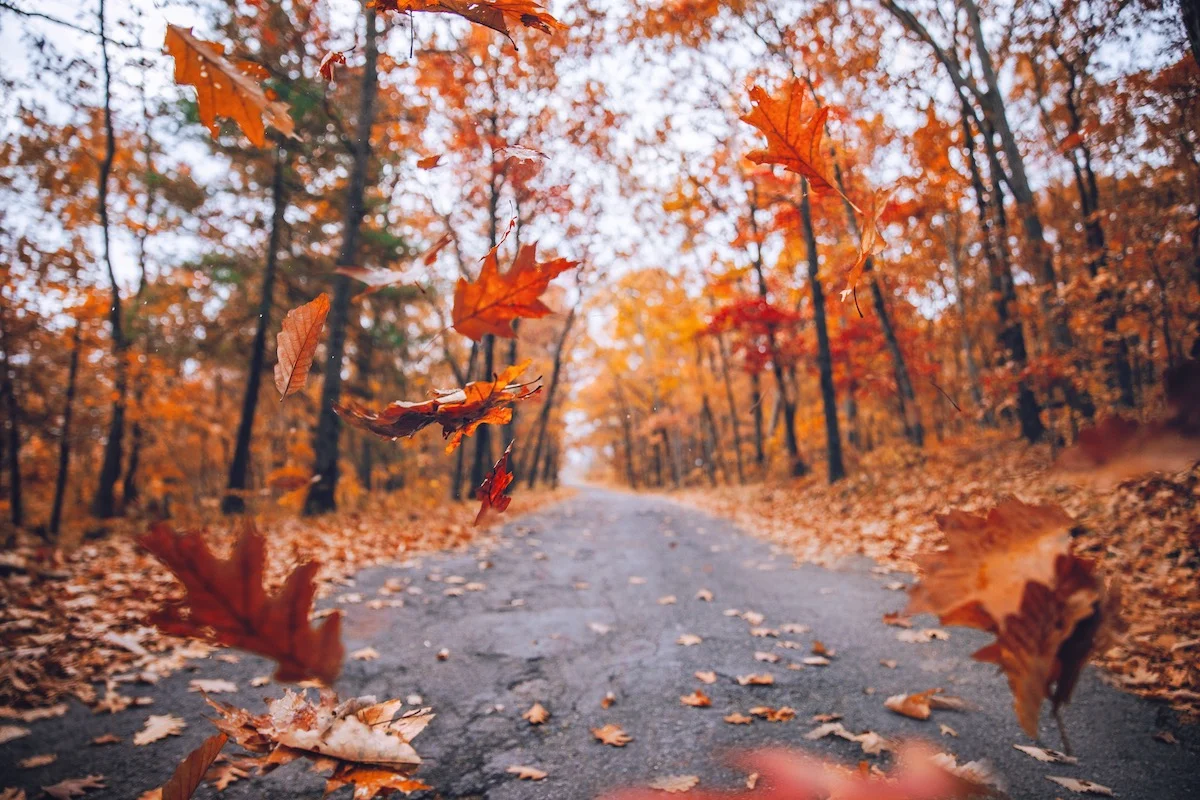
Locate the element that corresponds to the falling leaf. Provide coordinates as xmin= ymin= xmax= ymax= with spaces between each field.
xmin=475 ymin=441 xmax=515 ymax=525
xmin=506 ymin=765 xmax=547 ymax=780
xmin=40 ymin=776 xmax=105 ymax=800
xmin=592 ymin=723 xmax=632 ymax=746
xmin=134 ymin=714 xmax=186 ymax=746
xmin=694 ymin=670 xmax=717 ymax=684
xmin=647 ymin=775 xmax=699 ymax=793
xmin=724 ymin=712 xmax=753 ymax=724
xmin=351 ymin=647 xmax=380 ymax=661
xmin=452 ymin=242 xmax=578 ymax=340
xmin=139 ymin=521 xmax=344 ymax=685
xmin=274 ymin=293 xmax=330 ymax=400
xmin=335 ymin=360 xmax=541 ymax=454
xmin=680 ymin=689 xmax=712 ymax=708
xmin=378 ymin=0 xmax=563 ymax=46
xmin=522 ymin=702 xmax=549 ymax=724
xmin=188 ymin=678 xmax=237 ymax=694
xmin=18 ymin=754 xmax=56 ymax=769
xmin=677 ymin=634 xmax=702 ymax=646
xmin=160 ymin=733 xmax=227 ymax=800
xmin=497 ymin=144 xmax=547 ymax=163
xmin=741 ymin=80 xmax=832 ymax=191
xmin=416 ymin=154 xmax=442 ymax=169
xmin=335 ymin=235 xmax=451 ymax=299
xmin=319 ymin=50 xmax=347 ymax=81
xmin=840 ymin=191 xmax=891 ymax=301
xmin=164 ymin=25 xmax=295 ymax=147
xmin=1046 ymin=776 xmax=1114 ymax=795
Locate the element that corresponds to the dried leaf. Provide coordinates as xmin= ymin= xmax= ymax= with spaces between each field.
xmin=188 ymin=679 xmax=237 ymax=694
xmin=724 ymin=712 xmax=753 ymax=724
xmin=475 ymin=441 xmax=515 ymax=525
xmin=592 ymin=723 xmax=632 ymax=746
xmin=884 ymin=688 xmax=943 ymax=720
xmin=1012 ymin=744 xmax=1077 ymax=764
xmin=351 ymin=647 xmax=380 ymax=661
xmin=1046 ymin=776 xmax=1114 ymax=795
xmin=741 ymin=81 xmax=832 ymax=191
xmin=164 ymin=25 xmax=295 ymax=147
xmin=841 ymin=191 xmax=891 ymax=301
xmin=647 ymin=775 xmax=699 ymax=793
xmin=694 ymin=670 xmax=717 ymax=684
xmin=161 ymin=733 xmax=227 ymax=800
xmin=18 ymin=754 xmax=56 ymax=768
xmin=0 ymin=725 xmax=29 ymax=744
xmin=677 ymin=634 xmax=703 ymax=646
xmin=736 ymin=673 xmax=774 ymax=686
xmin=680 ymin=689 xmax=711 ymax=707
xmin=134 ymin=714 xmax=186 ymax=746
xmin=522 ymin=702 xmax=549 ymax=725
xmin=274 ymin=293 xmax=329 ymax=400
xmin=139 ymin=521 xmax=344 ymax=685
xmin=41 ymin=776 xmax=105 ymax=800
xmin=452 ymin=242 xmax=578 ymax=340
xmin=318 ymin=51 xmax=346 ymax=81
xmin=506 ymin=765 xmax=547 ymax=780
xmin=335 ymin=360 xmax=541 ymax=454
xmin=378 ymin=0 xmax=562 ymax=46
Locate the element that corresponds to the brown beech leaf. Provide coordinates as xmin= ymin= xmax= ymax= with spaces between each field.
xmin=134 ymin=714 xmax=186 ymax=746
xmin=884 ymin=688 xmax=945 ymax=720
xmin=164 ymin=25 xmax=295 ymax=147
xmin=506 ymin=765 xmax=548 ymax=780
xmin=592 ymin=723 xmax=632 ymax=746
xmin=599 ymin=743 xmax=1000 ymax=800
xmin=161 ymin=734 xmax=227 ymax=800
xmin=274 ymin=293 xmax=329 ymax=399
xmin=522 ymin=702 xmax=549 ymax=725
xmin=206 ymin=690 xmax=433 ymax=798
xmin=416 ymin=154 xmax=442 ymax=169
xmin=452 ymin=242 xmax=578 ymax=341
xmin=318 ymin=50 xmax=346 ymax=81
xmin=741 ymin=81 xmax=832 ymax=192
xmin=139 ymin=521 xmax=344 ymax=685
xmin=378 ymin=1 xmax=562 ymax=46
xmin=475 ymin=441 xmax=515 ymax=525
xmin=1054 ymin=361 xmax=1200 ymax=486
xmin=680 ymin=689 xmax=712 ymax=708
xmin=841 ymin=191 xmax=891 ymax=302
xmin=41 ymin=776 xmax=106 ymax=800
xmin=334 ymin=360 xmax=540 ymax=453
xmin=907 ymin=497 xmax=1074 ymax=630
xmin=973 ymin=554 xmax=1122 ymax=738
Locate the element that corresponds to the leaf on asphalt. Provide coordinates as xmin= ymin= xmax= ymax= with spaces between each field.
xmin=883 ymin=612 xmax=913 ymax=628
xmin=0 ymin=725 xmax=29 ymax=744
xmin=163 ymin=25 xmax=296 ymax=147
xmin=680 ymin=689 xmax=712 ymax=708
xmin=750 ymin=706 xmax=795 ymax=722
xmin=139 ymin=521 xmax=344 ymax=685
xmin=506 ymin=765 xmax=548 ymax=780
xmin=694 ymin=670 xmax=717 ymax=684
xmin=206 ymin=689 xmax=433 ymax=798
xmin=803 ymin=721 xmax=890 ymax=754
xmin=351 ymin=647 xmax=380 ymax=661
xmin=452 ymin=242 xmax=578 ymax=340
xmin=1013 ymin=744 xmax=1077 ymax=764
xmin=677 ymin=633 xmax=702 ymax=646
xmin=334 ymin=360 xmax=541 ymax=454
xmin=658 ymin=595 xmax=677 ymax=605
xmin=188 ymin=679 xmax=237 ymax=694
xmin=907 ymin=497 xmax=1074 ymax=630
xmin=736 ymin=673 xmax=774 ymax=686
xmin=801 ymin=656 xmax=830 ymax=666
xmin=593 ymin=723 xmax=632 ymax=746
xmin=41 ymin=776 xmax=106 ymax=800
xmin=161 ymin=733 xmax=227 ymax=800
xmin=724 ymin=712 xmax=753 ymax=724
xmin=695 ymin=589 xmax=714 ymax=601
xmin=90 ymin=734 xmax=120 ymax=745
xmin=522 ymin=702 xmax=549 ymax=725
xmin=647 ymin=775 xmax=699 ymax=793
xmin=134 ymin=714 xmax=186 ymax=746
xmin=475 ymin=441 xmax=516 ymax=526
xmin=1046 ymin=776 xmax=1114 ymax=795
xmin=18 ymin=754 xmax=56 ymax=768
xmin=897 ymin=628 xmax=950 ymax=644
xmin=274 ymin=293 xmax=330 ymax=400
xmin=973 ymin=555 xmax=1123 ymax=737
xmin=939 ymin=723 xmax=957 ymax=737
xmin=754 ymin=651 xmax=780 ymax=663
xmin=884 ymin=688 xmax=943 ymax=720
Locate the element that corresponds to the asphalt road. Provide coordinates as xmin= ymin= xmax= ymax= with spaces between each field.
xmin=3 ymin=488 xmax=1197 ymax=799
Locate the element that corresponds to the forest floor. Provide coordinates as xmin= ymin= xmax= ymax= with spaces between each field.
xmin=2 ymin=487 xmax=1199 ymax=799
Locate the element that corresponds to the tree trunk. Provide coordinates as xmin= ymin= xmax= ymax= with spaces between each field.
xmin=91 ymin=0 xmax=127 ymax=519
xmin=503 ymin=322 xmax=519 ymax=445
xmin=1182 ymin=0 xmax=1200 ymax=68
xmin=713 ymin=332 xmax=746 ymax=483
xmin=750 ymin=370 xmax=765 ymax=469
xmin=50 ymin=320 xmax=83 ymax=539
xmin=527 ymin=307 xmax=576 ymax=488
xmin=0 ymin=321 xmax=22 ymax=528
xmin=224 ymin=145 xmax=290 ymax=513
xmin=945 ymin=220 xmax=986 ymax=414
xmin=304 ymin=3 xmax=380 ymax=515
xmin=471 ymin=334 xmax=497 ymax=488
xmin=798 ymin=181 xmax=845 ymax=481
xmin=614 ymin=380 xmax=638 ymax=488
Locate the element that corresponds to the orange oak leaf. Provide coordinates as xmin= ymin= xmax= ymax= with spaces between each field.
xmin=377 ymin=1 xmax=562 ymax=46
xmin=973 ymin=555 xmax=1123 ymax=738
xmin=162 ymin=734 xmax=227 ymax=800
xmin=452 ymin=242 xmax=578 ymax=341
xmin=164 ymin=25 xmax=296 ymax=147
xmin=475 ymin=440 xmax=515 ymax=525
xmin=741 ymin=81 xmax=833 ymax=192
xmin=319 ymin=50 xmax=347 ymax=81
xmin=334 ymin=359 xmax=541 ymax=453
xmin=274 ymin=293 xmax=329 ymax=399
xmin=417 ymin=154 xmax=442 ymax=169
xmin=841 ymin=191 xmax=891 ymax=301
xmin=906 ymin=497 xmax=1074 ymax=630
xmin=139 ymin=522 xmax=344 ymax=685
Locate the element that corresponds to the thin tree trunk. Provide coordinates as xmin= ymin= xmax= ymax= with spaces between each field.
xmin=613 ymin=381 xmax=638 ymax=488
xmin=945 ymin=220 xmax=986 ymax=414
xmin=798 ymin=181 xmax=845 ymax=481
xmin=503 ymin=322 xmax=519 ymax=445
xmin=0 ymin=321 xmax=22 ymax=528
xmin=50 ymin=320 xmax=83 ymax=539
xmin=750 ymin=370 xmax=765 ymax=469
xmin=224 ymin=144 xmax=289 ymax=513
xmin=304 ymin=2 xmax=380 ymax=515
xmin=526 ymin=307 xmax=576 ymax=488
xmin=91 ymin=0 xmax=127 ymax=519
xmin=1181 ymin=0 xmax=1200 ymax=68
xmin=713 ymin=332 xmax=746 ymax=484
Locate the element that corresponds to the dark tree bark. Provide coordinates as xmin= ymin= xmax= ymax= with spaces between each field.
xmin=304 ymin=2 xmax=380 ymax=515
xmin=526 ymin=307 xmax=576 ymax=488
xmin=613 ymin=380 xmax=638 ymax=488
xmin=798 ymin=181 xmax=845 ymax=481
xmin=91 ymin=0 xmax=127 ymax=519
xmin=0 ymin=319 xmax=22 ymax=528
xmin=1182 ymin=0 xmax=1200 ymax=68
xmin=749 ymin=369 xmax=765 ymax=468
xmin=713 ymin=332 xmax=746 ymax=483
xmin=224 ymin=145 xmax=290 ymax=513
xmin=50 ymin=320 xmax=83 ymax=539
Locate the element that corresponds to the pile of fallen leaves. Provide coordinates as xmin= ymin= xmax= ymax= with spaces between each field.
xmin=0 ymin=487 xmax=569 ymax=713
xmin=676 ymin=431 xmax=1200 ymax=719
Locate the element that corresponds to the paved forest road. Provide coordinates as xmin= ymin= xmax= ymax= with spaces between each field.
xmin=4 ymin=489 xmax=1198 ymax=799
